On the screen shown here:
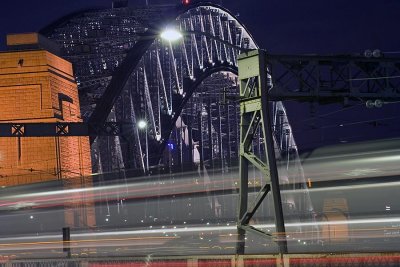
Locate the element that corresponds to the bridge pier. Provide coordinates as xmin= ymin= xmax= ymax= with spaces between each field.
xmin=0 ymin=33 xmax=95 ymax=229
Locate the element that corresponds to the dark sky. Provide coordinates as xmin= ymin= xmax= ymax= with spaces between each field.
xmin=2 ymin=0 xmax=400 ymax=53
xmin=1 ymin=0 xmax=400 ymax=150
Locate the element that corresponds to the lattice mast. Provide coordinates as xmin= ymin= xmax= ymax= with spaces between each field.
xmin=237 ymin=49 xmax=287 ymax=254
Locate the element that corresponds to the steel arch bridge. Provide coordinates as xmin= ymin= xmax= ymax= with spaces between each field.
xmin=39 ymin=1 xmax=316 ymax=243
xmin=40 ymin=2 xmax=305 ymax=191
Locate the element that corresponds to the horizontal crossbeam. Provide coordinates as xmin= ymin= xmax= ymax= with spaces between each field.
xmin=0 ymin=122 xmax=128 ymax=137
xmin=265 ymin=54 xmax=400 ymax=102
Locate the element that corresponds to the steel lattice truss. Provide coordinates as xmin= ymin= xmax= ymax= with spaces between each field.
xmin=40 ymin=2 xmax=315 ymax=241
xmin=266 ymin=55 xmax=400 ymax=102
xmin=41 ymin=3 xmax=308 ymax=200
xmin=42 ymin=3 xmax=253 ymax=171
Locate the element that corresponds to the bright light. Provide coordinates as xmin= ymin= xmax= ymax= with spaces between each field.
xmin=137 ymin=120 xmax=147 ymax=129
xmin=160 ymin=28 xmax=183 ymax=42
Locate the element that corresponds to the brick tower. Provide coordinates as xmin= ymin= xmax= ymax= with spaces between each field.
xmin=0 ymin=33 xmax=95 ymax=228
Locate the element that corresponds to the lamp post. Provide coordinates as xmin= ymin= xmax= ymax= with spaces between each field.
xmin=137 ymin=119 xmax=149 ymax=174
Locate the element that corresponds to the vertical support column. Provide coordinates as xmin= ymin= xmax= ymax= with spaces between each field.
xmin=237 ymin=49 xmax=287 ymax=254
xmin=188 ymin=125 xmax=193 ymax=165
xmin=62 ymin=227 xmax=71 ymax=258
xmin=145 ymin=126 xmax=149 ymax=173
xmin=260 ymin=58 xmax=288 ymax=253
xmin=179 ymin=121 xmax=183 ymax=171
xmin=217 ymin=103 xmax=223 ymax=168
xmin=188 ymin=98 xmax=194 ymax=166
xmin=225 ymin=103 xmax=232 ymax=167
xmin=207 ymin=100 xmax=213 ymax=169
xmin=197 ymin=111 xmax=204 ymax=169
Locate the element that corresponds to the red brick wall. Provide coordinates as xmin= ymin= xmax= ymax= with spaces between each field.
xmin=0 ymin=50 xmax=92 ymax=185
xmin=0 ymin=49 xmax=95 ymax=227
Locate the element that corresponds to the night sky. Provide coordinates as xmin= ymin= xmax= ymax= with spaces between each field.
xmin=2 ymin=0 xmax=400 ymax=53
xmin=1 ymin=0 xmax=400 ymax=151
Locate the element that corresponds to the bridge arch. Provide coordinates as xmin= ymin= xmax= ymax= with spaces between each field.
xmin=42 ymin=2 xmax=257 ymax=170
xmin=41 ymin=1 xmax=314 ymax=228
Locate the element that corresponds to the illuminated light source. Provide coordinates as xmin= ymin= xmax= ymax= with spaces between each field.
xmin=137 ymin=120 xmax=147 ymax=129
xmin=182 ymin=0 xmax=191 ymax=5
xmin=160 ymin=28 xmax=183 ymax=42
xmin=167 ymin=142 xmax=175 ymax=150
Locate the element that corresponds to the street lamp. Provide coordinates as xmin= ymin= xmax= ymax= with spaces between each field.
xmin=160 ymin=28 xmax=183 ymax=42
xmin=137 ymin=119 xmax=149 ymax=173
xmin=160 ymin=27 xmax=251 ymax=53
xmin=137 ymin=120 xmax=147 ymax=129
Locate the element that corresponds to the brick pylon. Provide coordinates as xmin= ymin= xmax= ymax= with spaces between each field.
xmin=0 ymin=33 xmax=95 ymax=228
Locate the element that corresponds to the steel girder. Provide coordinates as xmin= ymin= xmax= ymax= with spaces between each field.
xmin=157 ymin=63 xmax=238 ymax=161
xmin=236 ymin=50 xmax=400 ymax=255
xmin=237 ymin=50 xmax=288 ymax=254
xmin=41 ymin=5 xmax=313 ymax=252
xmin=266 ymin=54 xmax=400 ymax=102
xmin=42 ymin=2 xmax=258 ymax=171
xmin=0 ymin=122 xmax=125 ymax=137
xmin=35 ymin=2 xmax=327 ymax=254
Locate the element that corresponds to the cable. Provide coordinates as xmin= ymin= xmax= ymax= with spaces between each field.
xmin=349 ymin=75 xmax=400 ymax=81
xmin=293 ymin=115 xmax=400 ymax=132
xmin=290 ymin=102 xmax=365 ymax=125
xmin=384 ymin=100 xmax=400 ymax=105
xmin=382 ymin=51 xmax=400 ymax=55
